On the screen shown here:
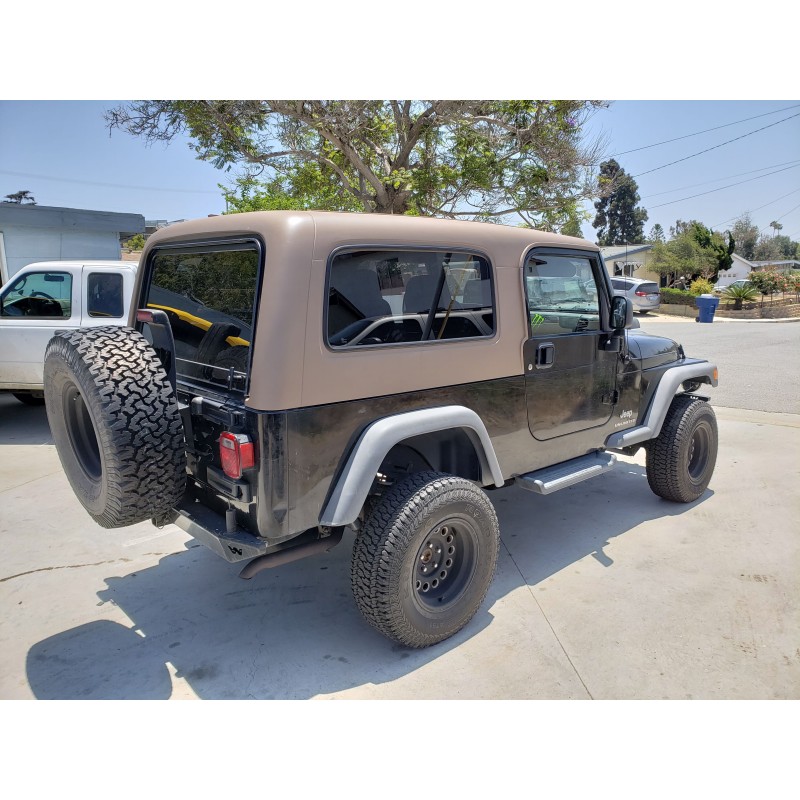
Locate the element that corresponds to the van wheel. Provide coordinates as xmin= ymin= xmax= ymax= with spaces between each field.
xmin=44 ymin=326 xmax=186 ymax=528
xmin=351 ymin=471 xmax=500 ymax=648
xmin=646 ymin=395 xmax=718 ymax=503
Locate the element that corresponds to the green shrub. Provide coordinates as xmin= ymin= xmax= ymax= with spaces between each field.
xmin=124 ymin=234 xmax=146 ymax=251
xmin=721 ymin=284 xmax=759 ymax=310
xmin=660 ymin=287 xmax=695 ymax=305
xmin=689 ymin=278 xmax=714 ymax=296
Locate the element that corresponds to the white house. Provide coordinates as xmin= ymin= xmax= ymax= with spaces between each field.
xmin=599 ymin=245 xmax=660 ymax=283
xmin=0 ymin=204 xmax=144 ymax=285
xmin=716 ymin=253 xmax=755 ymax=289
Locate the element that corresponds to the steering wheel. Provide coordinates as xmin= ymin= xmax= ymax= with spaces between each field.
xmin=31 ymin=291 xmax=55 ymax=300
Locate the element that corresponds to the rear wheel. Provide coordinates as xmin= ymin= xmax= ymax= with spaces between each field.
xmin=351 ymin=471 xmax=500 ymax=648
xmin=44 ymin=326 xmax=186 ymax=528
xmin=646 ymin=395 xmax=718 ymax=503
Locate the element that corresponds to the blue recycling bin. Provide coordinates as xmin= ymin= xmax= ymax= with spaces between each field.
xmin=695 ymin=293 xmax=720 ymax=323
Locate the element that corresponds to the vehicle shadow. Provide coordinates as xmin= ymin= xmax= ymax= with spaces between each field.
xmin=25 ymin=459 xmax=713 ymax=700
xmin=0 ymin=395 xmax=53 ymax=445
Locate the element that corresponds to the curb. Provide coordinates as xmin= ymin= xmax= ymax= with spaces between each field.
xmin=648 ymin=311 xmax=800 ymax=324
xmin=707 ymin=316 xmax=800 ymax=324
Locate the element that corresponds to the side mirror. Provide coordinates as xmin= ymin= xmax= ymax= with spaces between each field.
xmin=611 ymin=295 xmax=633 ymax=330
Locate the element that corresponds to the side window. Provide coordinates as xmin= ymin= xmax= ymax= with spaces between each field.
xmin=0 ymin=272 xmax=72 ymax=318
xmin=87 ymin=272 xmax=124 ymax=318
xmin=524 ymin=254 xmax=600 ymax=334
xmin=327 ymin=249 xmax=494 ymax=348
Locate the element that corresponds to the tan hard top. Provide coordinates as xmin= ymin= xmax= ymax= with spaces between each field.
xmin=137 ymin=211 xmax=601 ymax=411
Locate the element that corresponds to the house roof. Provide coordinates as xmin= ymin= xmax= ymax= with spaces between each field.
xmin=599 ymin=244 xmax=653 ymax=260
xmin=0 ymin=203 xmax=144 ymax=235
xmin=749 ymin=260 xmax=800 ymax=268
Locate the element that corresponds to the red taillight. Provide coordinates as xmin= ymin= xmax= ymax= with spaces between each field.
xmin=219 ymin=432 xmax=255 ymax=479
xmin=635 ymin=290 xmax=648 ymax=297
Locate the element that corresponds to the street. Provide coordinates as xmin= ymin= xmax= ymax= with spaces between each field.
xmin=1 ymin=315 xmax=798 ymax=699
xmin=637 ymin=314 xmax=800 ymax=414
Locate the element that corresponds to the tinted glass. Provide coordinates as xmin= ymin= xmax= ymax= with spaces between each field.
xmin=87 ymin=272 xmax=124 ymax=318
xmin=0 ymin=272 xmax=72 ymax=318
xmin=328 ymin=250 xmax=494 ymax=348
xmin=145 ymin=244 xmax=260 ymax=391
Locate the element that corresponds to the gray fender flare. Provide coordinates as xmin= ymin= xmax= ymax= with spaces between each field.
xmin=605 ymin=361 xmax=718 ymax=449
xmin=319 ymin=405 xmax=504 ymax=528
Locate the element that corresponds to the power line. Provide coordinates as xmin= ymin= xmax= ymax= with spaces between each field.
xmin=611 ymin=103 xmax=800 ymax=157
xmin=0 ymin=169 xmax=221 ymax=195
xmin=648 ymin=164 xmax=800 ymax=210
xmin=712 ymin=187 xmax=800 ymax=228
xmin=632 ymin=112 xmax=800 ymax=178
xmin=642 ymin=159 xmax=800 ymax=199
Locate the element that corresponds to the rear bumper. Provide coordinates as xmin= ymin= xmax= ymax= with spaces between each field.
xmin=166 ymin=495 xmax=268 ymax=563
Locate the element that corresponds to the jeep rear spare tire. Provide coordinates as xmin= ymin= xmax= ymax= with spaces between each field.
xmin=44 ymin=326 xmax=186 ymax=528
xmin=351 ymin=471 xmax=500 ymax=648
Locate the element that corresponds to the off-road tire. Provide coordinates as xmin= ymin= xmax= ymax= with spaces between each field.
xmin=214 ymin=345 xmax=249 ymax=373
xmin=646 ymin=395 xmax=718 ymax=503
xmin=196 ymin=322 xmax=240 ymax=366
xmin=44 ymin=326 xmax=186 ymax=528
xmin=351 ymin=471 xmax=500 ymax=648
xmin=12 ymin=392 xmax=45 ymax=406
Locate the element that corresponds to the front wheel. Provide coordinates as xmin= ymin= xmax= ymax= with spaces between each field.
xmin=351 ymin=471 xmax=500 ymax=648
xmin=646 ymin=395 xmax=718 ymax=503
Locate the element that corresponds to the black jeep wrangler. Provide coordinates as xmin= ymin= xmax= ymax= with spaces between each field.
xmin=44 ymin=211 xmax=718 ymax=648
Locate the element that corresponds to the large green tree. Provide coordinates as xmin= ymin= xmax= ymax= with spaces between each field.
xmin=107 ymin=100 xmax=606 ymax=225
xmin=591 ymin=159 xmax=648 ymax=245
xmin=650 ymin=222 xmax=734 ymax=282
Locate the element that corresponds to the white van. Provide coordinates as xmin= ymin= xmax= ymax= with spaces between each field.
xmin=0 ymin=260 xmax=138 ymax=404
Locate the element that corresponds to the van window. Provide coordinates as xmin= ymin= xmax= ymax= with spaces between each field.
xmin=87 ymin=272 xmax=124 ymax=318
xmin=0 ymin=272 xmax=72 ymax=318
xmin=144 ymin=243 xmax=260 ymax=392
xmin=327 ymin=250 xmax=494 ymax=348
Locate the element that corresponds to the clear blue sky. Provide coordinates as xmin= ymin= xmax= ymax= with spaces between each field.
xmin=1 ymin=100 xmax=798 ymax=242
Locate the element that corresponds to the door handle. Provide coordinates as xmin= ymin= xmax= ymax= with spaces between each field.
xmin=536 ymin=343 xmax=555 ymax=369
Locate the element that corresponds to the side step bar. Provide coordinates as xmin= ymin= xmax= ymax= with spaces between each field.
xmin=515 ymin=452 xmax=617 ymax=495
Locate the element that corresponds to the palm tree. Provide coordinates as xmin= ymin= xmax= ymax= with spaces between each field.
xmin=769 ymin=220 xmax=783 ymax=237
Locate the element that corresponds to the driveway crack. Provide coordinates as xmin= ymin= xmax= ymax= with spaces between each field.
xmin=1 ymin=558 xmax=134 ymax=583
xmin=502 ymin=542 xmax=594 ymax=699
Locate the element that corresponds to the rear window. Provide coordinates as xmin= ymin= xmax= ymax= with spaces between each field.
xmin=638 ymin=282 xmax=659 ymax=293
xmin=87 ymin=272 xmax=124 ymax=318
xmin=144 ymin=242 xmax=260 ymax=392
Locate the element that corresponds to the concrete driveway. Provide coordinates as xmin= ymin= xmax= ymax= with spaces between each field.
xmin=1 ymin=319 xmax=798 ymax=699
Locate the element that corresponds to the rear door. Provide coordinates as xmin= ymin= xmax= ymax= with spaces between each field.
xmin=80 ymin=266 xmax=135 ymax=326
xmin=0 ymin=267 xmax=78 ymax=388
xmin=523 ymin=249 xmax=618 ymax=440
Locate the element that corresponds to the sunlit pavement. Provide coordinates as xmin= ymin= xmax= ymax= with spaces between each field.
xmin=1 ymin=383 xmax=798 ymax=699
